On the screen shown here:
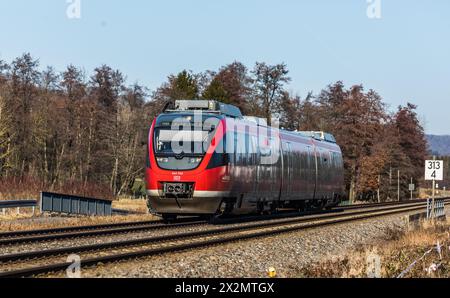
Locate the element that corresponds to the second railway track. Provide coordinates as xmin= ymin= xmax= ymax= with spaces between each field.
xmin=0 ymin=199 xmax=443 ymax=278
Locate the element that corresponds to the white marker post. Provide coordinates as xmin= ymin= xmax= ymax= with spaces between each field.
xmin=425 ymin=157 xmax=444 ymax=219
xmin=409 ymin=178 xmax=415 ymax=201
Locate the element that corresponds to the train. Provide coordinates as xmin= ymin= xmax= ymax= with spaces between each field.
xmin=145 ymin=100 xmax=345 ymax=220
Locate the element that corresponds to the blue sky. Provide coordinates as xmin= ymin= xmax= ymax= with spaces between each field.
xmin=0 ymin=0 xmax=449 ymax=134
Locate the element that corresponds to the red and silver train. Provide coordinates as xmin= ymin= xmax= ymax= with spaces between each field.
xmin=145 ymin=100 xmax=345 ymax=220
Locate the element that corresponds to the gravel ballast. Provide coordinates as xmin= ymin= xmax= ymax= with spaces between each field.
xmin=54 ymin=211 xmax=426 ymax=278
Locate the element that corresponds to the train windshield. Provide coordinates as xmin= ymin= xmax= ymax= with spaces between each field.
xmin=154 ymin=129 xmax=210 ymax=156
xmin=152 ymin=114 xmax=221 ymax=170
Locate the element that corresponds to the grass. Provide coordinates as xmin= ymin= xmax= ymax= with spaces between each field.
xmin=0 ymin=214 xmax=159 ymax=232
xmin=296 ymin=218 xmax=450 ymax=278
xmin=112 ymin=197 xmax=149 ymax=213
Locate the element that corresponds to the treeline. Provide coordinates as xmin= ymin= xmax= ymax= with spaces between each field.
xmin=435 ymin=157 xmax=450 ymax=190
xmin=0 ymin=54 xmax=428 ymax=201
xmin=0 ymin=54 xmax=154 ymax=199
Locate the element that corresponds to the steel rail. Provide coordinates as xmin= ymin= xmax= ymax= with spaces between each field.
xmin=339 ymin=198 xmax=449 ymax=210
xmin=1 ymin=198 xmax=447 ymax=246
xmin=0 ymin=219 xmax=207 ymax=246
xmin=1 ymin=197 xmax=443 ymax=241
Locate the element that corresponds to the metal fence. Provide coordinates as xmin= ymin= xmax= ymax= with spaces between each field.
xmin=427 ymin=198 xmax=446 ymax=219
xmin=40 ymin=192 xmax=113 ymax=216
xmin=1 ymin=195 xmax=138 ymax=217
xmin=0 ymin=200 xmax=37 ymax=216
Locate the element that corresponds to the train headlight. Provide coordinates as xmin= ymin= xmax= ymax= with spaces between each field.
xmin=157 ymin=157 xmax=169 ymax=163
xmin=189 ymin=157 xmax=202 ymax=163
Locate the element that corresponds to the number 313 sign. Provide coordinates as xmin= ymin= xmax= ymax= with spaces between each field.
xmin=425 ymin=160 xmax=444 ymax=181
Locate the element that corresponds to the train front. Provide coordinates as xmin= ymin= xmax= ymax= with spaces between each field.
xmin=145 ymin=107 xmax=230 ymax=219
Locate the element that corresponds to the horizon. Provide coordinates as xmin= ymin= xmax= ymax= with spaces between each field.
xmin=1 ymin=0 xmax=449 ymax=134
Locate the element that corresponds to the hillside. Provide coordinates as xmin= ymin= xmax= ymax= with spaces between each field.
xmin=427 ymin=135 xmax=450 ymax=156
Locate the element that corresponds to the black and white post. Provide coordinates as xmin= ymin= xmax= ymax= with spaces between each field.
xmin=425 ymin=157 xmax=444 ymax=219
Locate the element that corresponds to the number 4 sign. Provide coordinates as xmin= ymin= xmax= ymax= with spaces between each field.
xmin=425 ymin=160 xmax=444 ymax=181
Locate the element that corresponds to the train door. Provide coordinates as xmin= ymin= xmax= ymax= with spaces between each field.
xmin=316 ymin=147 xmax=324 ymax=199
xmin=316 ymin=148 xmax=331 ymax=199
xmin=307 ymin=145 xmax=317 ymax=200
xmin=250 ymin=135 xmax=258 ymax=197
xmin=287 ymin=142 xmax=293 ymax=198
xmin=257 ymin=133 xmax=271 ymax=199
xmin=255 ymin=134 xmax=264 ymax=198
xmin=280 ymin=141 xmax=293 ymax=201
xmin=269 ymin=136 xmax=282 ymax=201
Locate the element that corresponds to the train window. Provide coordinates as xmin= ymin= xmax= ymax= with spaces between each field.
xmin=206 ymin=138 xmax=230 ymax=169
xmin=250 ymin=135 xmax=258 ymax=165
xmin=306 ymin=147 xmax=312 ymax=168
xmin=237 ymin=133 xmax=246 ymax=154
xmin=154 ymin=129 xmax=209 ymax=155
xmin=146 ymin=143 xmax=151 ymax=168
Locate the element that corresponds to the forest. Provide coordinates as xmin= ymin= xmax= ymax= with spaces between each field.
xmin=0 ymin=53 xmax=428 ymax=202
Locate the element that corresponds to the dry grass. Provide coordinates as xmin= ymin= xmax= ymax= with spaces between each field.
xmin=419 ymin=188 xmax=450 ymax=199
xmin=0 ymin=176 xmax=114 ymax=201
xmin=112 ymin=197 xmax=148 ymax=213
xmin=297 ymin=218 xmax=450 ymax=278
xmin=0 ymin=213 xmax=159 ymax=232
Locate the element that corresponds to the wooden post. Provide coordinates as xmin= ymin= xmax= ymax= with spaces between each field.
xmin=377 ymin=175 xmax=381 ymax=203
xmin=410 ymin=177 xmax=413 ymax=200
xmin=388 ymin=166 xmax=392 ymax=201
xmin=397 ymin=170 xmax=400 ymax=201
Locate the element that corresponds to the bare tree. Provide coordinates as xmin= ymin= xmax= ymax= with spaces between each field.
xmin=251 ymin=62 xmax=291 ymax=125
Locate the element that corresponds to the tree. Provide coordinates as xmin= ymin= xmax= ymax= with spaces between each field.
xmin=60 ymin=65 xmax=87 ymax=182
xmin=0 ymin=59 xmax=9 ymax=85
xmin=9 ymin=53 xmax=41 ymax=177
xmin=317 ymin=83 xmax=387 ymax=202
xmin=115 ymin=84 xmax=148 ymax=195
xmin=89 ymin=66 xmax=125 ymax=194
xmin=0 ymin=94 xmax=13 ymax=176
xmin=279 ymin=91 xmax=315 ymax=131
xmin=357 ymin=122 xmax=414 ymax=201
xmin=90 ymin=65 xmax=124 ymax=110
xmin=202 ymin=62 xmax=253 ymax=114
xmin=252 ymin=62 xmax=291 ymax=125
xmin=153 ymin=70 xmax=199 ymax=106
xmin=202 ymin=77 xmax=228 ymax=103
xmin=394 ymin=103 xmax=428 ymax=181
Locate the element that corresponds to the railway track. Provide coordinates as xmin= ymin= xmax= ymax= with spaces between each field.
xmin=0 ymin=219 xmax=207 ymax=246
xmin=0 ymin=199 xmax=443 ymax=278
xmin=0 ymin=217 xmax=203 ymax=239
xmin=0 ymin=198 xmax=437 ymax=246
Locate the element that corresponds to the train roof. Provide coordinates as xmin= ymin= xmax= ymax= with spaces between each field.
xmin=162 ymin=100 xmax=337 ymax=144
xmin=165 ymin=100 xmax=243 ymax=118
